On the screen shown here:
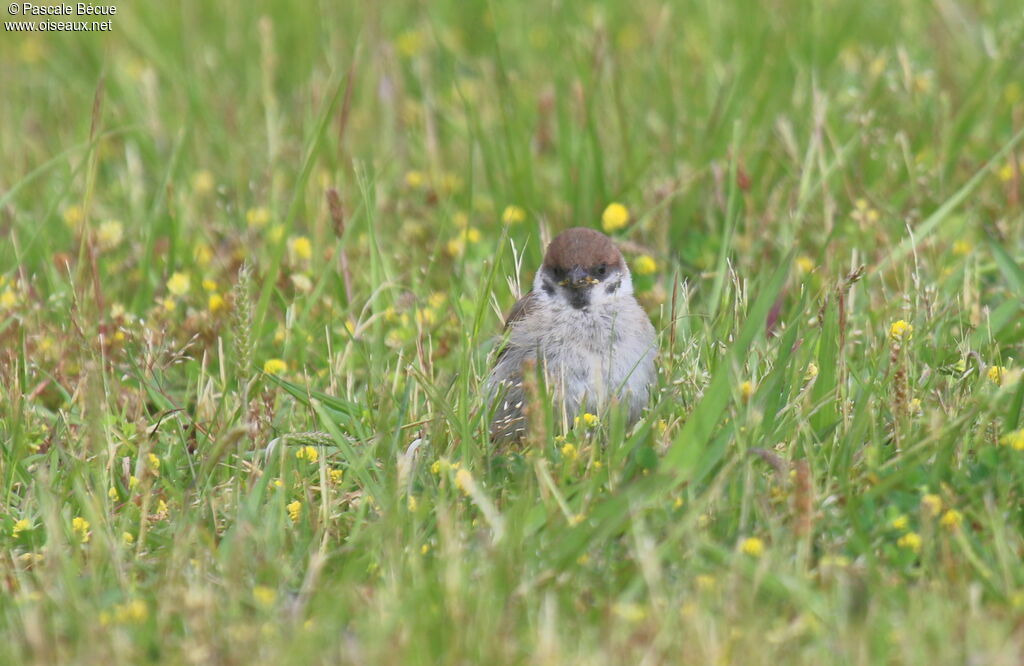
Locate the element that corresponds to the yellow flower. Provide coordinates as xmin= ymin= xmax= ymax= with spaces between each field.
xmin=998 ymin=164 xmax=1015 ymax=183
xmin=574 ymin=413 xmax=599 ymax=428
xmin=263 ymin=359 xmax=287 ymax=375
xmin=108 ymin=486 xmax=119 ymax=501
xmin=634 ymin=255 xmax=657 ymax=275
xmin=329 ymin=468 xmax=344 ymax=484
xmin=442 ymin=227 xmax=483 ymax=258
xmin=404 ymin=170 xmax=425 ymax=188
xmin=161 ymin=297 xmax=176 ymax=312
xmin=921 ymin=493 xmax=942 ymax=517
xmin=739 ymin=381 xmax=754 ymax=401
xmin=739 ymin=537 xmax=764 ymax=557
xmin=987 ymin=365 xmax=1007 ymax=385
xmin=819 ymin=555 xmax=850 ymax=568
xmin=897 ymin=531 xmax=922 ymax=553
xmin=414 ymin=308 xmax=437 ymax=326
xmin=396 ymin=30 xmax=423 ymax=58
xmin=253 ymin=585 xmax=277 ymax=607
xmin=17 ymin=552 xmax=44 ymax=567
xmin=12 ymin=519 xmax=30 ymax=537
xmin=428 ymin=292 xmax=447 ymax=309
xmin=147 ymin=453 xmax=161 ymax=475
xmin=420 ymin=543 xmax=431 ymax=555
xmin=0 ymin=288 xmax=19 ymax=310
xmin=114 ymin=599 xmax=148 ymax=624
xmin=407 ymin=495 xmax=418 ymax=512
xmin=97 ymin=220 xmax=124 ymax=249
xmin=289 ymin=236 xmax=313 ymax=261
xmin=166 ymin=272 xmax=190 ymax=297
xmin=439 ymin=172 xmax=462 ymax=194
xmin=63 ymin=204 xmax=85 ymax=228
xmin=454 ymin=468 xmax=473 ymax=496
xmin=502 ymin=205 xmax=527 ymax=225
xmin=208 ymin=293 xmax=226 ymax=314
xmin=201 ymin=279 xmax=217 ymax=292
xmin=852 ymin=199 xmax=880 ymax=224
xmin=561 ymin=442 xmax=579 ymax=461
xmin=601 ymin=202 xmax=630 ymax=233
xmin=72 ymin=516 xmax=90 ymax=543
xmin=446 ymin=236 xmax=465 ymax=257
xmin=286 ymin=500 xmax=302 ymax=522
xmin=1000 ymin=429 xmax=1024 ymax=450
xmin=795 ymin=256 xmax=815 ymax=274
xmin=888 ymin=320 xmax=913 ymax=342
xmin=121 ymin=532 xmax=134 ymax=545
xmin=952 ymin=240 xmax=972 ymax=256
xmin=295 ymin=446 xmax=319 ymax=463
xmin=194 ymin=243 xmax=213 ymax=267
xmin=805 ymin=363 xmax=819 ymax=380
xmin=192 ymin=170 xmax=215 ymax=195
xmin=246 ymin=207 xmax=271 ymax=229
xmin=434 ymin=459 xmax=459 ymax=476
xmin=18 ymin=36 xmax=46 ymax=63
xmin=128 ymin=475 xmax=139 ymax=489
xmin=890 ymin=515 xmax=908 ymax=531
xmin=612 ymin=603 xmax=647 ymax=622
xmin=939 ymin=509 xmax=963 ymax=530
xmin=695 ymin=574 xmax=716 ymax=591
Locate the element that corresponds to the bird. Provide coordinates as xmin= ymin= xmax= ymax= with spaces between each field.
xmin=486 ymin=227 xmax=657 ymax=441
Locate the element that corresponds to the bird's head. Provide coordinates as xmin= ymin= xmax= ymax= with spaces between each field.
xmin=534 ymin=227 xmax=632 ymax=310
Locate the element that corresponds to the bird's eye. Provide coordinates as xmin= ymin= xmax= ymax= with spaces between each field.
xmin=594 ymin=264 xmax=607 ymax=277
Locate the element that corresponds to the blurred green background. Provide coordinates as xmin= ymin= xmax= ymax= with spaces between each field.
xmin=2 ymin=0 xmax=1024 ymax=664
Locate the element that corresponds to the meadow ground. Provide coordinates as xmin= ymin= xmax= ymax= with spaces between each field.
xmin=2 ymin=0 xmax=1024 ymax=663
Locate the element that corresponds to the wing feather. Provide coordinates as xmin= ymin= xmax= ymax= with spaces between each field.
xmin=503 ymin=291 xmax=536 ymax=330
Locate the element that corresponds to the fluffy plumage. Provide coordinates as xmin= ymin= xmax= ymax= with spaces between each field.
xmin=487 ymin=227 xmax=657 ymax=440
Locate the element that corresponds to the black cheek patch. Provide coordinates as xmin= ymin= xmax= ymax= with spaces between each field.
xmin=605 ymin=280 xmax=621 ymax=294
xmin=542 ymin=280 xmax=555 ymax=296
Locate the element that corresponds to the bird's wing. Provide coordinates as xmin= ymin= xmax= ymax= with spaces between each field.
xmin=493 ymin=292 xmax=536 ymax=364
xmin=490 ymin=292 xmax=537 ymax=441
xmin=503 ymin=291 xmax=537 ymax=330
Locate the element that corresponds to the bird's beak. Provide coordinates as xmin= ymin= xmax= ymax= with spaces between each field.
xmin=564 ymin=266 xmax=594 ymax=288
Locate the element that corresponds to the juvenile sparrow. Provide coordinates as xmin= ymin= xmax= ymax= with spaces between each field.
xmin=487 ymin=227 xmax=657 ymax=440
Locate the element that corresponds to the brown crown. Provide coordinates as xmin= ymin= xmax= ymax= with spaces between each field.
xmin=542 ymin=227 xmax=625 ymax=271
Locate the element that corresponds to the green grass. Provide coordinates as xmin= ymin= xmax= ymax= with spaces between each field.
xmin=2 ymin=0 xmax=1024 ymax=663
